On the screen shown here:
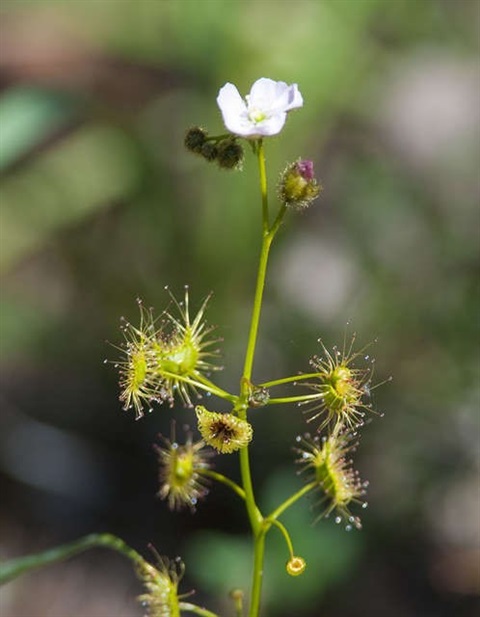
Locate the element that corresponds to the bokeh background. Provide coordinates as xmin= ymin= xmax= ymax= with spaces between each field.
xmin=0 ymin=1 xmax=479 ymax=616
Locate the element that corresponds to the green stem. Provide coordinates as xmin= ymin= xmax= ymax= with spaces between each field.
xmin=269 ymin=520 xmax=294 ymax=557
xmin=258 ymin=139 xmax=269 ymax=232
xmin=194 ymin=373 xmax=237 ymax=402
xmin=259 ymin=373 xmax=321 ymax=388
xmin=267 ymin=394 xmax=320 ymax=405
xmin=237 ymin=141 xmax=271 ymax=617
xmin=239 ymin=140 xmax=290 ymax=617
xmin=269 ymin=201 xmax=287 ymax=236
xmin=200 ymin=469 xmax=246 ymax=500
xmin=179 ymin=603 xmax=220 ymax=617
xmin=237 ymin=140 xmax=273 ymax=541
xmin=241 ymin=236 xmax=272 ymax=384
xmin=0 ymin=533 xmax=143 ymax=585
xmin=249 ymin=529 xmax=267 ymax=617
xmin=205 ymin=133 xmax=232 ymax=143
xmin=241 ymin=140 xmax=289 ymax=389
xmin=238 ymin=428 xmax=263 ymax=535
xmin=160 ymin=370 xmax=235 ymax=402
xmin=267 ymin=481 xmax=317 ymax=522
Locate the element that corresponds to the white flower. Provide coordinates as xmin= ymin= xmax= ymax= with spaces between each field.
xmin=216 ymin=78 xmax=303 ymax=138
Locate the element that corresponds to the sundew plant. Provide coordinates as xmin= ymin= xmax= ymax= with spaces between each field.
xmin=0 ymin=78 xmax=387 ymax=617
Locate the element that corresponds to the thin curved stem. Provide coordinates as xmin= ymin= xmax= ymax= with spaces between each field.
xmin=269 ymin=519 xmax=294 ymax=557
xmin=0 ymin=534 xmax=143 ymax=585
xmin=267 ymin=482 xmax=317 ymax=522
xmin=200 ymin=469 xmax=246 ymax=500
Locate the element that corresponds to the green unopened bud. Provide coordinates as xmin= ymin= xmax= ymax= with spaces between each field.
xmin=279 ymin=159 xmax=321 ymax=210
xmin=185 ymin=127 xmax=208 ymax=154
xmin=217 ymin=137 xmax=244 ymax=170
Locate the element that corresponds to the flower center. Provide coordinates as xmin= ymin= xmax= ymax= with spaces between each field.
xmin=248 ymin=107 xmax=267 ymax=124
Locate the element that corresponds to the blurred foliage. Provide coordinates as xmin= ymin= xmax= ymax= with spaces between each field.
xmin=0 ymin=1 xmax=479 ymax=616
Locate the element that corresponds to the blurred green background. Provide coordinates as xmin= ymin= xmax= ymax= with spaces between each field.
xmin=0 ymin=0 xmax=479 ymax=616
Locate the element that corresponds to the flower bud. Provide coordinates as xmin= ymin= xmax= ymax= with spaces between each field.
xmin=301 ymin=337 xmax=373 ymax=431
xmin=279 ymin=159 xmax=321 ymax=210
xmin=229 ymin=589 xmax=244 ymax=601
xmin=155 ymin=427 xmax=212 ymax=511
xmin=184 ymin=126 xmax=207 ymax=154
xmin=114 ymin=290 xmax=222 ymax=417
xmin=136 ymin=554 xmax=184 ymax=617
xmin=195 ymin=406 xmax=253 ymax=453
xmin=295 ymin=431 xmax=367 ymax=530
xmin=286 ymin=556 xmax=307 ymax=577
xmin=216 ymin=137 xmax=244 ymax=170
xmin=200 ymin=141 xmax=218 ymax=161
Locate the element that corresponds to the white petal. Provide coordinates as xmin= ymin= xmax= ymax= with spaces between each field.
xmin=217 ymin=83 xmax=248 ymax=133
xmin=224 ymin=116 xmax=258 ymax=137
xmin=255 ymin=112 xmax=287 ymax=136
xmin=284 ymin=84 xmax=303 ymax=111
xmin=248 ymin=78 xmax=283 ymax=108
xmin=268 ymin=83 xmax=303 ymax=114
xmin=249 ymin=78 xmax=303 ymax=115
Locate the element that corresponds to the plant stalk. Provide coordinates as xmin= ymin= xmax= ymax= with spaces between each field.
xmin=0 ymin=533 xmax=143 ymax=585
